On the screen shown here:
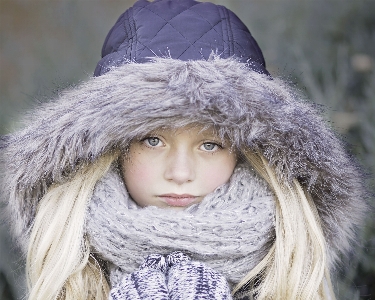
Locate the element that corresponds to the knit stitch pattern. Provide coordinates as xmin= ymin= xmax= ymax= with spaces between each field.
xmin=110 ymin=254 xmax=169 ymax=300
xmin=109 ymin=252 xmax=233 ymax=300
xmin=87 ymin=163 xmax=275 ymax=286
xmin=167 ymin=252 xmax=232 ymax=300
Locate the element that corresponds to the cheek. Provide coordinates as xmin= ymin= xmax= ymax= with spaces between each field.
xmin=121 ymin=151 xmax=160 ymax=201
xmin=199 ymin=155 xmax=237 ymax=192
xmin=125 ymin=160 xmax=153 ymax=183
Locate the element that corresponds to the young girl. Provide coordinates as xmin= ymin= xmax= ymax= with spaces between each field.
xmin=0 ymin=0 xmax=367 ymax=299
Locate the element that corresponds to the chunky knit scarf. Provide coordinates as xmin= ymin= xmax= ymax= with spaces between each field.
xmin=86 ymin=163 xmax=275 ymax=288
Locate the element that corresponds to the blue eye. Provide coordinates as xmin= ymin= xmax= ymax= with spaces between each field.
xmin=201 ymin=142 xmax=219 ymax=151
xmin=145 ymin=137 xmax=161 ymax=147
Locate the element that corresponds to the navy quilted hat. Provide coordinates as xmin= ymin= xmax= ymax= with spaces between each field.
xmin=94 ymin=0 xmax=269 ymax=76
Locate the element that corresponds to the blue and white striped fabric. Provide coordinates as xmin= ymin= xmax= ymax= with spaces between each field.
xmin=109 ymin=252 xmax=233 ymax=300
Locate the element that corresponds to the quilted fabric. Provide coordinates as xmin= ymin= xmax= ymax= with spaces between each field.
xmin=94 ymin=0 xmax=268 ymax=76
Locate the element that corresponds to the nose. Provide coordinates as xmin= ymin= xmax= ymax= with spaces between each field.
xmin=164 ymin=148 xmax=195 ymax=185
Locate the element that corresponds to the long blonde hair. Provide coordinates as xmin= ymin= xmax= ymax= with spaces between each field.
xmin=26 ymin=150 xmax=335 ymax=299
xmin=235 ymin=151 xmax=336 ymax=299
xmin=27 ymin=153 xmax=117 ymax=300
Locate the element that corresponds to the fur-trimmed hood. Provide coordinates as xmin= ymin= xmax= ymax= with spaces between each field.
xmin=0 ymin=57 xmax=366 ymax=266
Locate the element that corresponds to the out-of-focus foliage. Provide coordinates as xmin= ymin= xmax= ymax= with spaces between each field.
xmin=1 ymin=0 xmax=374 ymax=299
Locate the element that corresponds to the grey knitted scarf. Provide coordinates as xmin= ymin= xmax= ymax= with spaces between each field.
xmin=86 ymin=163 xmax=275 ymax=287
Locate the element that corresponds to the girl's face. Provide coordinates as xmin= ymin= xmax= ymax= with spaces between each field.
xmin=121 ymin=126 xmax=237 ymax=209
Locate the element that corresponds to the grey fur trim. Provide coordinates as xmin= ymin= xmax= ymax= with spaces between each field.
xmin=0 ymin=57 xmax=367 ymax=265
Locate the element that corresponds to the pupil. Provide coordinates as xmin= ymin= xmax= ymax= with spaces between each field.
xmin=148 ymin=137 xmax=159 ymax=146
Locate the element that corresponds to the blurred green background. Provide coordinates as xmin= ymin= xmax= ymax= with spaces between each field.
xmin=1 ymin=0 xmax=374 ymax=299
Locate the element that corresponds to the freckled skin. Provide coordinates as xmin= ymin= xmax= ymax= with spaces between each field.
xmin=121 ymin=126 xmax=237 ymax=209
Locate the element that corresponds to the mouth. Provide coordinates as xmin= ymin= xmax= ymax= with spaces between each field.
xmin=158 ymin=193 xmax=198 ymax=207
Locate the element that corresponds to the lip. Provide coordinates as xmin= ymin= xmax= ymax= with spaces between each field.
xmin=158 ymin=193 xmax=198 ymax=207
